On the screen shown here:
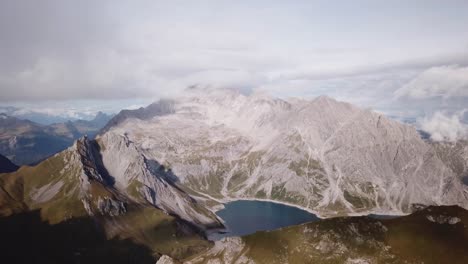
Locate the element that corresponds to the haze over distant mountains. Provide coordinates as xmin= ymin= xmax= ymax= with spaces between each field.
xmin=0 ymin=106 xmax=100 ymax=125
xmin=0 ymin=112 xmax=112 ymax=165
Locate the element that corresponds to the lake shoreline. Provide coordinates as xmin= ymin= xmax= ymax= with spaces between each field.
xmin=214 ymin=197 xmax=408 ymax=219
xmin=205 ymin=198 xmax=407 ymax=241
xmin=207 ymin=199 xmax=320 ymax=240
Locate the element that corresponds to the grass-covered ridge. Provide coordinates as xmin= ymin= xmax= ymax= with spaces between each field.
xmin=187 ymin=205 xmax=468 ymax=264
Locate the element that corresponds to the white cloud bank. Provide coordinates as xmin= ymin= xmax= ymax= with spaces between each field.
xmin=395 ymin=65 xmax=468 ymax=99
xmin=0 ymin=1 xmax=468 ymax=128
xmin=420 ymin=110 xmax=468 ymax=142
xmin=1 ymin=1 xmax=468 ymax=102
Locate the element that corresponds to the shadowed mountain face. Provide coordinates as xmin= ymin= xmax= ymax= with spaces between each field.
xmin=0 ymin=112 xmax=112 ymax=165
xmin=0 ymin=154 xmax=18 ymax=173
xmin=0 ymin=210 xmax=156 ymax=264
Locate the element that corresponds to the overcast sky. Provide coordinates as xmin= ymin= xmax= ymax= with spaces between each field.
xmin=0 ymin=0 xmax=467 ymax=139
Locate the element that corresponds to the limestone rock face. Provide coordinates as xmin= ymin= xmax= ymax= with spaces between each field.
xmin=432 ymin=140 xmax=468 ymax=183
xmin=97 ymin=132 xmax=220 ymax=226
xmin=99 ymin=88 xmax=467 ymax=217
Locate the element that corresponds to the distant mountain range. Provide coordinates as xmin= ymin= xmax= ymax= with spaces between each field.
xmin=0 ymin=106 xmax=100 ymax=125
xmin=0 ymin=112 xmax=112 ymax=165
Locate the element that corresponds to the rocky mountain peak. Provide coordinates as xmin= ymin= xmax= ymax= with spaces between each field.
xmin=100 ymin=99 xmax=175 ymax=134
xmin=313 ymin=94 xmax=337 ymax=103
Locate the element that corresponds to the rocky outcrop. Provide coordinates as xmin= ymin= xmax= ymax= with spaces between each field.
xmin=156 ymin=255 xmax=179 ymax=264
xmin=97 ymin=132 xmax=221 ymax=227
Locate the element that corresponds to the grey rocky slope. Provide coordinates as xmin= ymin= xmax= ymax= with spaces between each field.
xmin=99 ymin=88 xmax=468 ymax=217
xmin=95 ymin=133 xmax=221 ymax=227
xmin=432 ymin=140 xmax=468 ymax=185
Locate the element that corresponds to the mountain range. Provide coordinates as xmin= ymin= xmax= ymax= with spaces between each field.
xmin=0 ymin=105 xmax=101 ymax=125
xmin=100 ymin=88 xmax=467 ymax=217
xmin=0 ymin=112 xmax=112 ymax=165
xmin=0 ymin=88 xmax=467 ymax=263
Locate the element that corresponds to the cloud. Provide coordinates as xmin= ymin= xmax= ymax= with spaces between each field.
xmin=1 ymin=1 xmax=468 ymax=103
xmin=1 ymin=0 xmax=468 ymax=132
xmin=419 ymin=110 xmax=468 ymax=142
xmin=0 ymin=98 xmax=151 ymax=123
xmin=394 ymin=65 xmax=468 ymax=99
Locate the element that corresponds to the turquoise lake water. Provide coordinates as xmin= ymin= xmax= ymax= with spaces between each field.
xmin=209 ymin=200 xmax=320 ymax=240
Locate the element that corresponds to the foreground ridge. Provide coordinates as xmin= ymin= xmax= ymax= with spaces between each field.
xmin=185 ymin=205 xmax=468 ymax=264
